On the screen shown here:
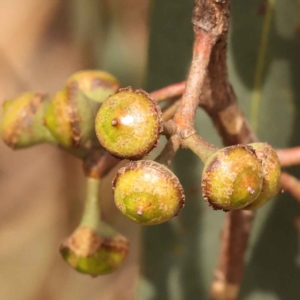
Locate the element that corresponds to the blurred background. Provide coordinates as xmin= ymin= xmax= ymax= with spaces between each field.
xmin=0 ymin=1 xmax=149 ymax=299
xmin=1 ymin=1 xmax=300 ymax=300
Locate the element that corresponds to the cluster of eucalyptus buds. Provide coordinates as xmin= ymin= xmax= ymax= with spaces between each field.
xmin=0 ymin=69 xmax=281 ymax=276
xmin=94 ymin=86 xmax=281 ymax=218
xmin=1 ymin=70 xmax=129 ymax=276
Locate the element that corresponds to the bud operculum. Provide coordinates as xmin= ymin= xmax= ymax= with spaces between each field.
xmin=66 ymin=70 xmax=119 ymax=103
xmin=44 ymin=70 xmax=120 ymax=148
xmin=244 ymin=143 xmax=281 ymax=210
xmin=60 ymin=224 xmax=129 ymax=276
xmin=95 ymin=87 xmax=162 ymax=160
xmin=65 ymin=70 xmax=120 ymax=146
xmin=1 ymin=92 xmax=56 ymax=148
xmin=60 ymin=176 xmax=129 ymax=276
xmin=113 ymin=160 xmax=185 ymax=225
xmin=44 ymin=89 xmax=74 ymax=147
xmin=202 ymin=144 xmax=263 ymax=211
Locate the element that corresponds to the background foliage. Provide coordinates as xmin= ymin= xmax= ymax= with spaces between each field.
xmin=0 ymin=0 xmax=299 ymax=300
xmin=141 ymin=0 xmax=300 ymax=299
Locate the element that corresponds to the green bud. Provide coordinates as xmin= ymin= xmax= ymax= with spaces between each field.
xmin=44 ymin=89 xmax=74 ymax=147
xmin=44 ymin=71 xmax=120 ymax=148
xmin=95 ymin=87 xmax=162 ymax=160
xmin=113 ymin=160 xmax=185 ymax=225
xmin=60 ymin=223 xmax=129 ymax=276
xmin=0 ymin=91 xmax=56 ymax=148
xmin=66 ymin=70 xmax=119 ymax=103
xmin=244 ymin=143 xmax=281 ymax=210
xmin=202 ymin=144 xmax=263 ymax=211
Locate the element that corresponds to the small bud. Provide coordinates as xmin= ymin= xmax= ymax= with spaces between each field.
xmin=0 ymin=92 xmax=56 ymax=148
xmin=44 ymin=89 xmax=74 ymax=147
xmin=95 ymin=87 xmax=162 ymax=160
xmin=44 ymin=71 xmax=119 ymax=148
xmin=66 ymin=70 xmax=119 ymax=103
xmin=60 ymin=223 xmax=129 ymax=276
xmin=202 ymin=144 xmax=263 ymax=211
xmin=113 ymin=160 xmax=185 ymax=225
xmin=244 ymin=143 xmax=281 ymax=210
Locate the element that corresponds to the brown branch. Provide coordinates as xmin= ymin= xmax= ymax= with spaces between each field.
xmin=211 ymin=210 xmax=254 ymax=300
xmin=277 ymin=147 xmax=300 ymax=167
xmin=162 ymin=98 xmax=181 ymax=121
xmin=83 ymin=150 xmax=119 ymax=179
xmin=281 ymin=172 xmax=300 ymax=202
xmin=155 ymin=134 xmax=181 ymax=167
xmin=150 ymin=2 xmax=300 ymax=297
xmin=173 ymin=0 xmax=230 ymax=142
xmin=186 ymin=1 xmax=257 ymax=299
xmin=146 ymin=9 xmax=300 ymax=296
xmin=206 ymin=52 xmax=257 ymax=300
xmin=199 ymin=39 xmax=258 ymax=145
xmin=149 ymin=4 xmax=300 ymax=297
xmin=202 ymin=37 xmax=300 ymax=297
xmin=149 ymin=81 xmax=185 ymax=102
xmin=173 ymin=29 xmax=216 ymax=138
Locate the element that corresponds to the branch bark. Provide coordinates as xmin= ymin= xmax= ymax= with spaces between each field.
xmin=277 ymin=147 xmax=300 ymax=167
xmin=172 ymin=0 xmax=231 ymax=138
xmin=188 ymin=2 xmax=257 ymax=300
xmin=204 ymin=41 xmax=257 ymax=300
xmin=281 ymin=172 xmax=300 ymax=202
xmin=149 ymin=81 xmax=185 ymax=102
xmin=173 ymin=29 xmax=216 ymax=138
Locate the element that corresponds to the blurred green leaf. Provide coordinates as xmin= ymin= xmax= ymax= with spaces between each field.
xmin=139 ymin=0 xmax=300 ymax=299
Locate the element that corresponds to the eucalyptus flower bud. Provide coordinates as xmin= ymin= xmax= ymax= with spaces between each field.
xmin=1 ymin=91 xmax=56 ymax=148
xmin=113 ymin=160 xmax=185 ymax=225
xmin=60 ymin=177 xmax=129 ymax=276
xmin=60 ymin=223 xmax=129 ymax=276
xmin=202 ymin=144 xmax=263 ymax=211
xmin=95 ymin=87 xmax=162 ymax=160
xmin=44 ymin=70 xmax=119 ymax=148
xmin=244 ymin=143 xmax=281 ymax=210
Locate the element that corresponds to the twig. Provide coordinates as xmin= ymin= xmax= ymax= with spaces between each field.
xmin=162 ymin=98 xmax=181 ymax=121
xmin=199 ymin=41 xmax=258 ymax=145
xmin=83 ymin=149 xmax=119 ymax=179
xmin=206 ymin=43 xmax=257 ymax=300
xmin=277 ymin=147 xmax=300 ymax=167
xmin=155 ymin=134 xmax=181 ymax=167
xmin=162 ymin=120 xmax=178 ymax=138
xmin=182 ymin=1 xmax=257 ymax=299
xmin=182 ymin=134 xmax=218 ymax=163
xmin=173 ymin=29 xmax=216 ymax=138
xmin=149 ymin=81 xmax=185 ymax=102
xmin=210 ymin=210 xmax=254 ymax=300
xmin=281 ymin=172 xmax=300 ymax=202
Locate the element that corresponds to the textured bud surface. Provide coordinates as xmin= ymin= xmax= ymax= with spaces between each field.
xmin=44 ymin=89 xmax=74 ymax=147
xmin=1 ymin=91 xmax=56 ymax=148
xmin=202 ymin=144 xmax=263 ymax=210
xmin=60 ymin=225 xmax=129 ymax=276
xmin=244 ymin=143 xmax=281 ymax=210
xmin=95 ymin=88 xmax=162 ymax=159
xmin=66 ymin=70 xmax=119 ymax=103
xmin=113 ymin=160 xmax=185 ymax=225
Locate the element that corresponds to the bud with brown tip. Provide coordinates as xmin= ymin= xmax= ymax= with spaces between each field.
xmin=113 ymin=160 xmax=185 ymax=225
xmin=244 ymin=143 xmax=281 ymax=210
xmin=60 ymin=223 xmax=129 ymax=276
xmin=1 ymin=91 xmax=56 ymax=148
xmin=44 ymin=70 xmax=119 ymax=148
xmin=66 ymin=70 xmax=119 ymax=104
xmin=202 ymin=144 xmax=263 ymax=211
xmin=95 ymin=88 xmax=162 ymax=160
xmin=60 ymin=177 xmax=129 ymax=276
